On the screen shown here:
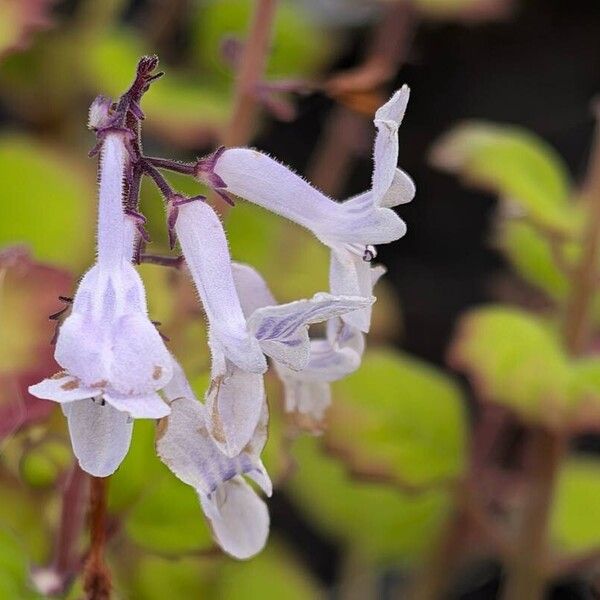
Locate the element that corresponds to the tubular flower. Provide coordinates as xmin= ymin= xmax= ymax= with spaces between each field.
xmin=29 ymin=130 xmax=173 ymax=477
xmin=212 ymin=86 xmax=415 ymax=332
xmin=174 ymin=199 xmax=373 ymax=456
xmin=157 ymin=360 xmax=271 ymax=560
xmin=233 ymin=263 xmax=384 ymax=425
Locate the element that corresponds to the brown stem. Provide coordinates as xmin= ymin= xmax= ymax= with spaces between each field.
xmin=222 ymin=0 xmax=277 ymax=149
xmin=307 ymin=107 xmax=369 ymax=197
xmin=139 ymin=253 xmax=185 ymax=269
xmin=501 ymin=109 xmax=600 ymax=600
xmin=83 ymin=476 xmax=111 ymax=600
xmin=54 ymin=464 xmax=88 ymax=579
xmin=210 ymin=0 xmax=277 ymax=214
xmin=500 ymin=429 xmax=565 ymax=600
xmin=563 ymin=114 xmax=600 ymax=355
xmin=325 ymin=0 xmax=416 ymax=97
xmin=409 ymin=485 xmax=471 ymax=600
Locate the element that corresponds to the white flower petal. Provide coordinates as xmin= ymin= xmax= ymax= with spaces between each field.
xmin=280 ymin=373 xmax=331 ymax=422
xmin=248 ymin=292 xmax=373 ymax=370
xmin=104 ymin=391 xmax=170 ymax=418
xmin=28 ymin=373 xmax=99 ymax=403
xmin=205 ymin=360 xmax=265 ymax=457
xmin=200 ymin=477 xmax=269 ymax=560
xmin=329 ymin=250 xmax=375 ymax=332
xmin=55 ymin=312 xmax=110 ymax=389
xmin=372 ymin=86 xmax=412 ymax=208
xmin=176 ymin=201 xmax=266 ymax=374
xmin=214 ymin=148 xmax=406 ymax=248
xmin=231 ymin=262 xmax=276 ymax=318
xmin=97 ymin=132 xmax=136 ymax=269
xmin=63 ymin=399 xmax=133 ymax=477
xmin=381 ymin=168 xmax=415 ymax=207
xmin=109 ymin=312 xmax=173 ymax=395
xmin=157 ymin=394 xmax=269 ymax=497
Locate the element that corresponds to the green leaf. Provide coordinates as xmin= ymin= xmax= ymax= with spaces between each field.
xmin=214 ymin=541 xmax=322 ymax=599
xmin=0 ymin=135 xmax=94 ymax=270
xmin=125 ymin=472 xmax=213 ymax=554
xmin=0 ymin=482 xmax=50 ymax=564
xmin=326 ymin=350 xmax=467 ymax=488
xmin=450 ymin=306 xmax=570 ymax=426
xmin=109 ymin=420 xmax=164 ymax=511
xmin=193 ymin=0 xmax=331 ymax=82
xmin=0 ymin=527 xmax=38 ymax=599
xmin=552 ymin=458 xmax=600 ymax=554
xmin=287 ymin=437 xmax=452 ymax=564
xmin=126 ymin=555 xmax=213 ymax=600
xmin=430 ymin=122 xmax=576 ymax=234
xmin=497 ymin=221 xmax=571 ymax=301
xmin=121 ymin=424 xmax=213 ymax=556
xmin=227 ymin=203 xmax=329 ymax=303
xmin=20 ymin=440 xmax=71 ymax=488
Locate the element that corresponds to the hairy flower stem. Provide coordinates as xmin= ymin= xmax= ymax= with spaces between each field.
xmin=83 ymin=477 xmax=111 ymax=600
xmin=501 ymin=109 xmax=600 ymax=600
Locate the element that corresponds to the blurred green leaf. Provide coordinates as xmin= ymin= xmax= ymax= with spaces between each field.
xmin=126 ymin=554 xmax=213 ymax=599
xmin=453 ymin=306 xmax=600 ymax=430
xmin=450 ymin=306 xmax=570 ymax=426
xmin=0 ymin=527 xmax=38 ymax=599
xmin=0 ymin=482 xmax=49 ymax=563
xmin=288 ymin=437 xmax=452 ymax=564
xmin=20 ymin=440 xmax=71 ymax=488
xmin=194 ymin=0 xmax=331 ymax=82
xmin=327 ymin=350 xmax=467 ymax=488
xmin=0 ymin=136 xmax=94 ymax=270
xmin=109 ymin=420 xmax=163 ymax=511
xmin=497 ymin=221 xmax=570 ymax=301
xmin=125 ymin=471 xmax=213 ymax=555
xmin=430 ymin=122 xmax=576 ymax=234
xmin=227 ymin=203 xmax=329 ymax=303
xmin=215 ymin=541 xmax=322 ymax=599
xmin=552 ymin=458 xmax=600 ymax=554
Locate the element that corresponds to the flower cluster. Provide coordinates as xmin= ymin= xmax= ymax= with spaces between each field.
xmin=29 ymin=56 xmax=414 ymax=559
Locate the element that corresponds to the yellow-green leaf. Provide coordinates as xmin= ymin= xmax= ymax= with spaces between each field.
xmin=450 ymin=306 xmax=570 ymax=427
xmin=430 ymin=122 xmax=576 ymax=234
xmin=0 ymin=136 xmax=94 ymax=270
xmin=215 ymin=541 xmax=322 ymax=599
xmin=288 ymin=437 xmax=452 ymax=564
xmin=327 ymin=350 xmax=467 ymax=488
xmin=552 ymin=458 xmax=600 ymax=554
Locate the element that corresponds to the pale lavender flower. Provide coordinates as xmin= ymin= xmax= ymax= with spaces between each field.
xmin=157 ymin=360 xmax=271 ymax=560
xmin=211 ymin=86 xmax=414 ymax=332
xmin=29 ymin=130 xmax=172 ymax=477
xmin=233 ymin=263 xmax=384 ymax=424
xmin=174 ymin=199 xmax=373 ymax=456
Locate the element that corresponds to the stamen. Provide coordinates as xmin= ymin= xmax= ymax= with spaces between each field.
xmin=363 ymin=245 xmax=377 ymax=262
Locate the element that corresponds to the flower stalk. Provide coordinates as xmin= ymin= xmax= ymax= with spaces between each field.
xmin=83 ymin=476 xmax=111 ymax=600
